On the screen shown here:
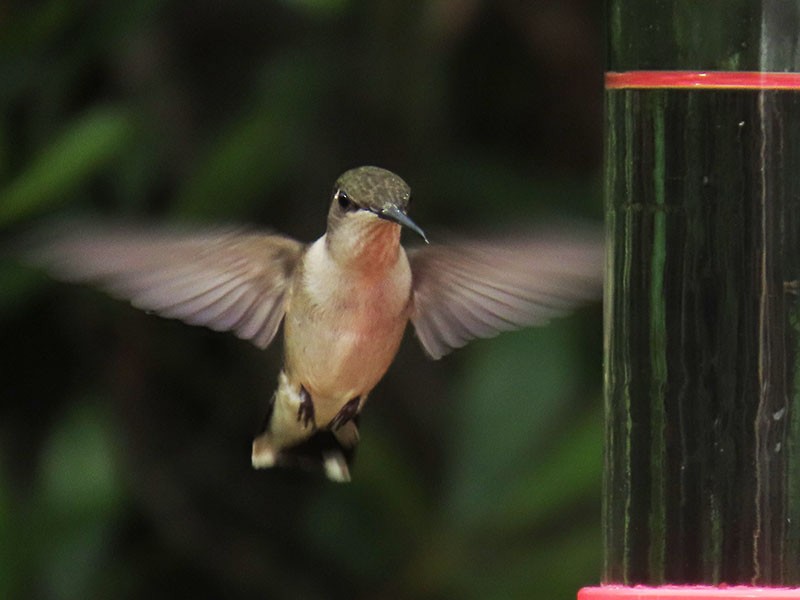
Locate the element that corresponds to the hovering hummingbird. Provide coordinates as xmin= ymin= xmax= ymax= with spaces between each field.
xmin=24 ymin=166 xmax=602 ymax=482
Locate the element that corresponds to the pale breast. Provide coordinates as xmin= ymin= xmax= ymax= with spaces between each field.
xmin=283 ymin=237 xmax=412 ymax=424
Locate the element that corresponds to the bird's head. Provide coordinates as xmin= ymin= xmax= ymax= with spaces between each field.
xmin=326 ymin=166 xmax=427 ymax=251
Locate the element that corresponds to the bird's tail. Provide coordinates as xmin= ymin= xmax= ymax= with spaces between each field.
xmin=251 ymin=428 xmax=355 ymax=483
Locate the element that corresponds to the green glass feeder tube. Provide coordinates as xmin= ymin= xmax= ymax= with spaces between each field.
xmin=604 ymin=0 xmax=800 ymax=586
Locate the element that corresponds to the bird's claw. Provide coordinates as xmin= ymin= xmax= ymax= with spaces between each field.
xmin=297 ymin=385 xmax=315 ymax=429
xmin=329 ymin=396 xmax=360 ymax=431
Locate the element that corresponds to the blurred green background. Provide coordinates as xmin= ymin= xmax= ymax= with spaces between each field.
xmin=0 ymin=1 xmax=603 ymax=598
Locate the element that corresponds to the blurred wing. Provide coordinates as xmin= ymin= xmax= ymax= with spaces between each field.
xmin=25 ymin=222 xmax=305 ymax=349
xmin=408 ymin=228 xmax=603 ymax=359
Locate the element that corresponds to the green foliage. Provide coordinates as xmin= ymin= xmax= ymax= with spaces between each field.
xmin=276 ymin=0 xmax=351 ymax=18
xmin=0 ymin=402 xmax=124 ymax=600
xmin=0 ymin=108 xmax=134 ymax=226
xmin=0 ymin=464 xmax=12 ymax=598
xmin=173 ymin=56 xmax=320 ymax=219
xmin=0 ymin=1 xmax=603 ymax=598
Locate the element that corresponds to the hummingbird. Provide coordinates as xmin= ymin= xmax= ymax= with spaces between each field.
xmin=23 ymin=166 xmax=602 ymax=482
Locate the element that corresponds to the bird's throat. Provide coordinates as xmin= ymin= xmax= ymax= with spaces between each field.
xmin=327 ymin=220 xmax=402 ymax=275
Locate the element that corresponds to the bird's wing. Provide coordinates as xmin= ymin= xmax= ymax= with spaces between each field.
xmin=408 ymin=229 xmax=603 ymax=359
xmin=24 ymin=221 xmax=305 ymax=349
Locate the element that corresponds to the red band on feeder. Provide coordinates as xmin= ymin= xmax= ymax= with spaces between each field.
xmin=606 ymin=70 xmax=800 ymax=90
xmin=579 ymin=586 xmax=800 ymax=599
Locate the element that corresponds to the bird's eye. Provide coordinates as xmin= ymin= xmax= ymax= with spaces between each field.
xmin=337 ymin=190 xmax=354 ymax=211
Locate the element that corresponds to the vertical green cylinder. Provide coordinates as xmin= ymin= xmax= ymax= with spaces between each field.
xmin=604 ymin=0 xmax=800 ymax=586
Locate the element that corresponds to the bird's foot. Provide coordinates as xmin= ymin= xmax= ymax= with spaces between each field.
xmin=332 ymin=420 xmax=359 ymax=449
xmin=296 ymin=385 xmax=315 ymax=429
xmin=329 ymin=396 xmax=360 ymax=431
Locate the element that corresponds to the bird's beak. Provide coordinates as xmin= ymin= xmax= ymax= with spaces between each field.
xmin=377 ymin=205 xmax=429 ymax=243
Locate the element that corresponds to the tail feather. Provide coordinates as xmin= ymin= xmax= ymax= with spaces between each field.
xmin=251 ymin=429 xmax=356 ymax=483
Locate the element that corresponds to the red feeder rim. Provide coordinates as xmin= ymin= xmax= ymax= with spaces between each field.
xmin=605 ymin=70 xmax=800 ymax=90
xmin=580 ymin=586 xmax=800 ymax=599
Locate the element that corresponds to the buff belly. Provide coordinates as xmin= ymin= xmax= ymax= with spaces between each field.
xmin=283 ymin=307 xmax=407 ymax=426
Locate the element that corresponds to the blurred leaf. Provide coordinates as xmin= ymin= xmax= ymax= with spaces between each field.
xmin=451 ymin=523 xmax=602 ymax=600
xmin=303 ymin=425 xmax=429 ymax=583
xmin=173 ymin=56 xmax=322 ymax=219
xmin=172 ymin=107 xmax=289 ymax=219
xmin=0 ymin=462 xmax=13 ymax=599
xmin=0 ymin=107 xmax=134 ymax=226
xmin=278 ymin=0 xmax=351 ymax=17
xmin=0 ymin=402 xmax=126 ymax=600
xmin=443 ymin=321 xmax=582 ymax=526
xmin=35 ymin=401 xmax=125 ymax=600
xmin=39 ymin=521 xmax=118 ymax=600
xmin=0 ymin=122 xmax=8 ymax=182
xmin=427 ymin=156 xmax=602 ymax=226
xmin=351 ymin=425 xmax=431 ymax=532
xmin=486 ymin=409 xmax=602 ymax=533
xmin=0 ymin=1 xmax=84 ymax=55
xmin=0 ymin=264 xmax=45 ymax=318
xmin=303 ymin=487 xmax=412 ymax=584
xmin=39 ymin=401 xmax=123 ymax=518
